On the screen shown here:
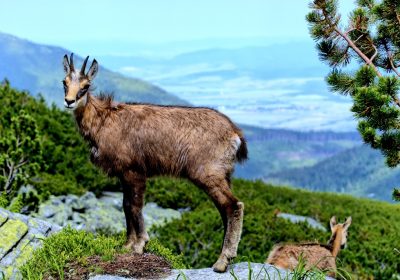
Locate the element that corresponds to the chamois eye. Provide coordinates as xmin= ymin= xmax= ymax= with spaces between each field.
xmin=77 ymin=85 xmax=89 ymax=99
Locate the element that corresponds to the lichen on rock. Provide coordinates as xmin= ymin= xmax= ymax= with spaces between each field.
xmin=0 ymin=207 xmax=61 ymax=279
xmin=35 ymin=192 xmax=181 ymax=233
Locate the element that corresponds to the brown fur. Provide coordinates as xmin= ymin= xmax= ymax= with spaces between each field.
xmin=266 ymin=216 xmax=352 ymax=277
xmin=62 ymin=54 xmax=247 ymax=273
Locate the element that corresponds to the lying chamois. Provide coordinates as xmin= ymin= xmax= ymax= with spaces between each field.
xmin=61 ymin=53 xmax=247 ymax=272
xmin=266 ymin=216 xmax=352 ymax=276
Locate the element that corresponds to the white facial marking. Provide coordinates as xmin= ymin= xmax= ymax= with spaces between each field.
xmin=64 ymin=100 xmax=76 ymax=110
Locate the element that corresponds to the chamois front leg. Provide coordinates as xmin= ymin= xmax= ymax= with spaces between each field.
xmin=121 ymin=171 xmax=149 ymax=254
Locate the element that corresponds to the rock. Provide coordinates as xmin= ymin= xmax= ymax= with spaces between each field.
xmin=34 ymin=192 xmax=182 ymax=233
xmin=277 ymin=213 xmax=327 ymax=232
xmin=99 ymin=192 xmax=123 ymax=211
xmin=38 ymin=203 xmax=57 ymax=218
xmin=65 ymin=194 xmax=79 ymax=206
xmin=89 ymin=262 xmax=334 ymax=280
xmin=0 ymin=210 xmax=8 ymax=226
xmin=0 ymin=207 xmax=61 ymax=279
xmin=0 ymin=219 xmax=28 ymax=259
xmin=143 ymin=202 xmax=181 ymax=229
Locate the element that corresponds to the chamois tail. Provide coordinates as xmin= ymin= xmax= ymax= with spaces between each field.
xmin=236 ymin=136 xmax=248 ymax=163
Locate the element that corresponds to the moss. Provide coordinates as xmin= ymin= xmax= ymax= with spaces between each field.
xmin=14 ymin=239 xmax=34 ymax=266
xmin=0 ymin=219 xmax=28 ymax=257
xmin=2 ymin=266 xmax=14 ymax=280
xmin=0 ymin=210 xmax=8 ymax=226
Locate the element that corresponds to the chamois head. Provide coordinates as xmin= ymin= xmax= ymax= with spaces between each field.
xmin=329 ymin=216 xmax=352 ymax=249
xmin=62 ymin=53 xmax=98 ymax=110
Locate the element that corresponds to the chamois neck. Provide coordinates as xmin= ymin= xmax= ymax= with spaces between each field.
xmin=73 ymin=93 xmax=105 ymax=141
xmin=328 ymin=231 xmax=342 ymax=257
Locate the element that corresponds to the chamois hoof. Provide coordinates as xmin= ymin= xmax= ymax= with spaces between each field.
xmin=212 ymin=259 xmax=229 ymax=273
xmin=125 ymin=239 xmax=148 ymax=254
xmin=132 ymin=245 xmax=145 ymax=254
xmin=123 ymin=240 xmax=135 ymax=250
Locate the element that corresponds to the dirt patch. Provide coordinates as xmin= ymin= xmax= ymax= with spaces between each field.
xmin=64 ymin=253 xmax=172 ymax=280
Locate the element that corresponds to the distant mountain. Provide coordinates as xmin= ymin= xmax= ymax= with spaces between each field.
xmin=100 ymin=42 xmax=327 ymax=79
xmin=0 ymin=32 xmax=188 ymax=106
xmin=268 ymin=144 xmax=400 ymax=201
xmin=98 ymin=42 xmax=357 ymax=131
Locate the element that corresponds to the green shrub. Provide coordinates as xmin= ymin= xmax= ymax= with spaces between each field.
xmin=146 ymin=177 xmax=207 ymax=210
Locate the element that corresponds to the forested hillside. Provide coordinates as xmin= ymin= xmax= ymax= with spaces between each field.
xmin=269 ymin=145 xmax=400 ymax=201
xmin=237 ymin=125 xmax=360 ymax=179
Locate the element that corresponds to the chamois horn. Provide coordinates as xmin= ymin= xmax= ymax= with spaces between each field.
xmin=81 ymin=56 xmax=89 ymax=75
xmin=69 ymin=53 xmax=75 ymax=71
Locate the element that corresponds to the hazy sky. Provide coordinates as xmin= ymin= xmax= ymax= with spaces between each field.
xmin=0 ymin=0 xmax=356 ymax=54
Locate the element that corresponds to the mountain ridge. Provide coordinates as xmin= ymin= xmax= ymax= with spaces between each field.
xmin=0 ymin=32 xmax=188 ymax=106
xmin=268 ymin=144 xmax=400 ymax=201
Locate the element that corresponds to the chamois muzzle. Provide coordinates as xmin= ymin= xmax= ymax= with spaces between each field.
xmin=64 ymin=98 xmax=76 ymax=109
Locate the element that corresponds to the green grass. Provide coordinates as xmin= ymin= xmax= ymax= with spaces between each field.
xmin=20 ymin=227 xmax=124 ymax=279
xmin=19 ymin=227 xmax=185 ymax=280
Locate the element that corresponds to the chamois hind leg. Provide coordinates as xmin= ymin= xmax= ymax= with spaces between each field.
xmin=121 ymin=171 xmax=149 ymax=254
xmin=195 ymin=176 xmax=244 ymax=273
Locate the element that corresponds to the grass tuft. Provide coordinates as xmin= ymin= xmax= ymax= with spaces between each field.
xmin=145 ymin=238 xmax=187 ymax=269
xmin=19 ymin=227 xmax=185 ymax=280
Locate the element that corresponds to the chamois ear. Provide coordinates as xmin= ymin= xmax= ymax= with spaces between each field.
xmin=330 ymin=216 xmax=337 ymax=231
xmin=87 ymin=59 xmax=99 ymax=81
xmin=63 ymin=54 xmax=70 ymax=74
xmin=343 ymin=216 xmax=352 ymax=231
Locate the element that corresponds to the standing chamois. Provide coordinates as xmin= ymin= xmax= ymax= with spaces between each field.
xmin=266 ymin=216 xmax=352 ymax=277
xmin=61 ymin=53 xmax=247 ymax=272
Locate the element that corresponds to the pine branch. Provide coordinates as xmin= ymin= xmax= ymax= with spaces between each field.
xmin=384 ymin=45 xmax=400 ymax=77
xmin=334 ymin=26 xmax=382 ymax=77
xmin=314 ymin=1 xmax=382 ymax=76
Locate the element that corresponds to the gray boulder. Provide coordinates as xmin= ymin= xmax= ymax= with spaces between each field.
xmin=0 ymin=207 xmax=61 ymax=279
xmin=35 ymin=192 xmax=181 ymax=233
xmin=277 ymin=213 xmax=327 ymax=232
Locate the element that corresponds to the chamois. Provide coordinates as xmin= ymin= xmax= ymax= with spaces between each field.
xmin=61 ymin=53 xmax=247 ymax=272
xmin=266 ymin=216 xmax=352 ymax=276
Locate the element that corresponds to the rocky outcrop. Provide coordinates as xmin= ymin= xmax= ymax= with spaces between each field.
xmin=88 ymin=263 xmax=286 ymax=280
xmin=0 ymin=208 xmax=61 ymax=279
xmin=89 ymin=262 xmax=334 ymax=280
xmin=35 ymin=192 xmax=181 ymax=233
xmin=277 ymin=212 xmax=327 ymax=231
